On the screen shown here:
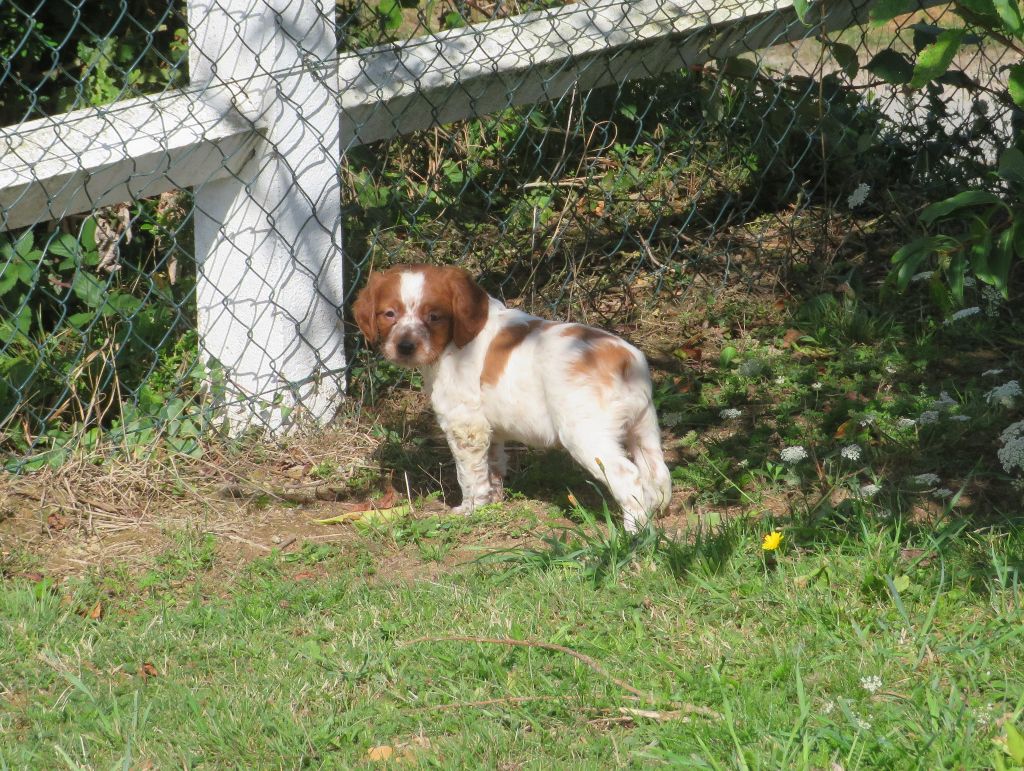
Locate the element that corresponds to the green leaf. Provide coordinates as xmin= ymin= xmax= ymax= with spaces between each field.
xmin=1007 ymin=722 xmax=1024 ymax=764
xmin=869 ymin=0 xmax=918 ymax=25
xmin=992 ymin=0 xmax=1024 ymax=34
xmin=920 ymin=189 xmax=1003 ymax=225
xmin=867 ymin=49 xmax=913 ymax=85
xmin=47 ymin=233 xmax=83 ymax=261
xmin=1009 ymin=64 xmax=1024 ymax=107
xmin=827 ymin=42 xmax=859 ymax=79
xmin=891 ymin=235 xmax=940 ymax=291
xmin=71 ymin=271 xmax=107 ymax=310
xmin=793 ymin=0 xmax=810 ymax=24
xmin=376 ymin=0 xmax=403 ymax=31
xmin=910 ymin=29 xmax=965 ymax=89
xmin=999 ymin=147 xmax=1024 ymax=184
xmin=719 ymin=346 xmax=738 ymax=368
xmin=892 ymin=574 xmax=911 ymax=592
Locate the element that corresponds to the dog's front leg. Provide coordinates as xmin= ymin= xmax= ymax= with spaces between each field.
xmin=445 ymin=421 xmax=493 ymax=514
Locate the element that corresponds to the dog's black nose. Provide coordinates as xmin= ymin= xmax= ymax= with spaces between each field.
xmin=396 ymin=339 xmax=416 ymax=357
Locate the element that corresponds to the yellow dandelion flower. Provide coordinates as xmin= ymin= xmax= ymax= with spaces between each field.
xmin=762 ymin=531 xmax=783 ymax=551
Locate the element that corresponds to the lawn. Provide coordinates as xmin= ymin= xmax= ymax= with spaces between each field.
xmin=2 ymin=255 xmax=1024 ymax=768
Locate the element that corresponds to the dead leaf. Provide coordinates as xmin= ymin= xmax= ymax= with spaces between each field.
xmin=366 ymin=746 xmax=395 ymax=762
xmin=782 ymin=328 xmax=804 ymax=347
xmin=139 ymin=662 xmax=158 ymax=681
xmin=292 ymin=571 xmax=317 ymax=581
xmin=673 ymin=346 xmax=703 ymax=362
xmin=46 ymin=512 xmax=68 ymax=531
xmin=80 ymin=601 xmax=103 ymax=620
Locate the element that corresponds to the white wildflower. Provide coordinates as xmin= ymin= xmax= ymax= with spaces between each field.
xmin=719 ymin=408 xmax=742 ymax=420
xmin=917 ymin=410 xmax=940 ymax=425
xmin=822 ymin=700 xmax=836 ymax=716
xmin=997 ymin=420 xmax=1024 ymax=474
xmin=945 ymin=306 xmax=981 ymax=324
xmin=982 ymin=369 xmax=1004 ymax=377
xmin=856 ymin=717 xmax=872 ymax=731
xmin=896 ymin=418 xmax=917 ymax=429
xmin=738 ymin=359 xmax=764 ymax=377
xmin=859 ymin=413 xmax=877 ymax=427
xmin=774 ymin=375 xmax=786 ymax=385
xmin=859 ymin=483 xmax=881 ymax=497
xmin=931 ymin=488 xmax=954 ymax=499
xmin=986 ymin=380 xmax=1022 ymax=407
xmin=780 ymin=446 xmax=808 ymax=464
xmin=811 ymin=381 xmax=823 ymax=391
xmin=911 ymin=473 xmax=940 ymax=487
xmin=847 ymin=182 xmax=871 ymax=209
xmin=932 ymin=391 xmax=957 ymax=410
xmin=982 ymin=285 xmax=1003 ymax=317
xmin=860 ymin=675 xmax=883 ymax=694
xmin=737 ymin=458 xmax=750 ymax=469
xmin=884 ymin=364 xmax=898 ymax=375
xmin=841 ymin=444 xmax=862 ymax=461
xmin=910 ymin=270 xmax=934 ymax=283
xmin=661 ymin=412 xmax=684 ymax=427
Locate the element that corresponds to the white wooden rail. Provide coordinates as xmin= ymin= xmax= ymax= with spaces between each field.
xmin=0 ymin=0 xmax=920 ymax=432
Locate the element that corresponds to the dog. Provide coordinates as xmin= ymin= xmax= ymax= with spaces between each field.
xmin=352 ymin=263 xmax=672 ymax=532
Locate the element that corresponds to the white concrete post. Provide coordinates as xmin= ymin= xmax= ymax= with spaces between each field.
xmin=188 ymin=0 xmax=344 ymax=433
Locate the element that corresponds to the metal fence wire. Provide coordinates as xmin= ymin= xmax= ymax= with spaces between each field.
xmin=0 ymin=0 xmax=1015 ymax=468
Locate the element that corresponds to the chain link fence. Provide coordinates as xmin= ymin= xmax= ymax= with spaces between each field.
xmin=0 ymin=0 xmax=1016 ymax=469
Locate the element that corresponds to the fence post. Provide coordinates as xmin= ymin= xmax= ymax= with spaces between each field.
xmin=187 ymin=0 xmax=345 ymax=433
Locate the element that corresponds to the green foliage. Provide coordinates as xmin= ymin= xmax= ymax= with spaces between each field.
xmin=866 ymin=0 xmax=1024 ymax=303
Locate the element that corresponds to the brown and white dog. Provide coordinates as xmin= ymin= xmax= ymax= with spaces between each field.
xmin=353 ymin=264 xmax=671 ymax=532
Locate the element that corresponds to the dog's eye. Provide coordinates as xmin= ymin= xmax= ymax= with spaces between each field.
xmin=381 ymin=309 xmax=396 ymax=320
xmin=427 ymin=312 xmax=443 ymax=323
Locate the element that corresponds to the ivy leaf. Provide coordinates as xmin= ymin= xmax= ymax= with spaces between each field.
xmin=869 ymin=0 xmax=918 ymax=25
xmin=867 ymin=49 xmax=913 ymax=85
xmin=793 ymin=0 xmax=810 ymax=24
xmin=910 ymin=29 xmax=965 ymax=89
xmin=827 ymin=42 xmax=859 ymax=79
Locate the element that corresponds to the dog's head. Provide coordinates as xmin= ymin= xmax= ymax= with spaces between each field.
xmin=352 ymin=264 xmax=489 ymax=367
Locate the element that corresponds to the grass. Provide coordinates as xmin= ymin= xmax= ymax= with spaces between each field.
xmin=5 ymin=208 xmax=1024 ymax=768
xmin=1 ymin=509 xmax=1022 ymax=768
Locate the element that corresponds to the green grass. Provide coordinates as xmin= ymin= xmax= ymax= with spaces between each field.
xmin=2 ymin=510 xmax=1022 ymax=768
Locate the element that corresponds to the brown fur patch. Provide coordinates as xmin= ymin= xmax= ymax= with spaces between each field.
xmin=566 ymin=327 xmax=638 ymax=391
xmin=353 ymin=264 xmax=488 ymax=352
xmin=481 ymin=320 xmax=544 ymax=386
xmin=352 ymin=270 xmax=404 ymax=345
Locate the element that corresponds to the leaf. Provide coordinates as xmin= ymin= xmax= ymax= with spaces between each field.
xmin=312 ymin=503 xmax=411 ymax=526
xmin=999 ymin=147 xmax=1024 ymax=185
xmin=891 ymin=236 xmax=939 ymax=290
xmin=792 ymin=0 xmax=810 ymax=24
xmin=139 ymin=662 xmax=159 ymax=681
xmin=1007 ymin=722 xmax=1024 ymax=764
xmin=892 ymin=574 xmax=911 ymax=592
xmin=910 ymin=29 xmax=965 ymax=89
xmin=920 ymin=189 xmax=1003 ymax=225
xmin=867 ymin=49 xmax=913 ymax=85
xmin=992 ymin=0 xmax=1024 ymax=34
xmin=718 ymin=346 xmax=738 ymax=368
xmin=827 ymin=42 xmax=859 ymax=79
xmin=869 ymin=0 xmax=918 ymax=25
xmin=376 ymin=0 xmax=402 ymax=31
xmin=1009 ymin=64 xmax=1024 ymax=107
xmin=366 ymin=746 xmax=395 ymax=762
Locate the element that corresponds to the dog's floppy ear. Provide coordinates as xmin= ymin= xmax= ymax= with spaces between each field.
xmin=352 ymin=272 xmax=382 ymax=345
xmin=445 ymin=267 xmax=489 ymax=347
